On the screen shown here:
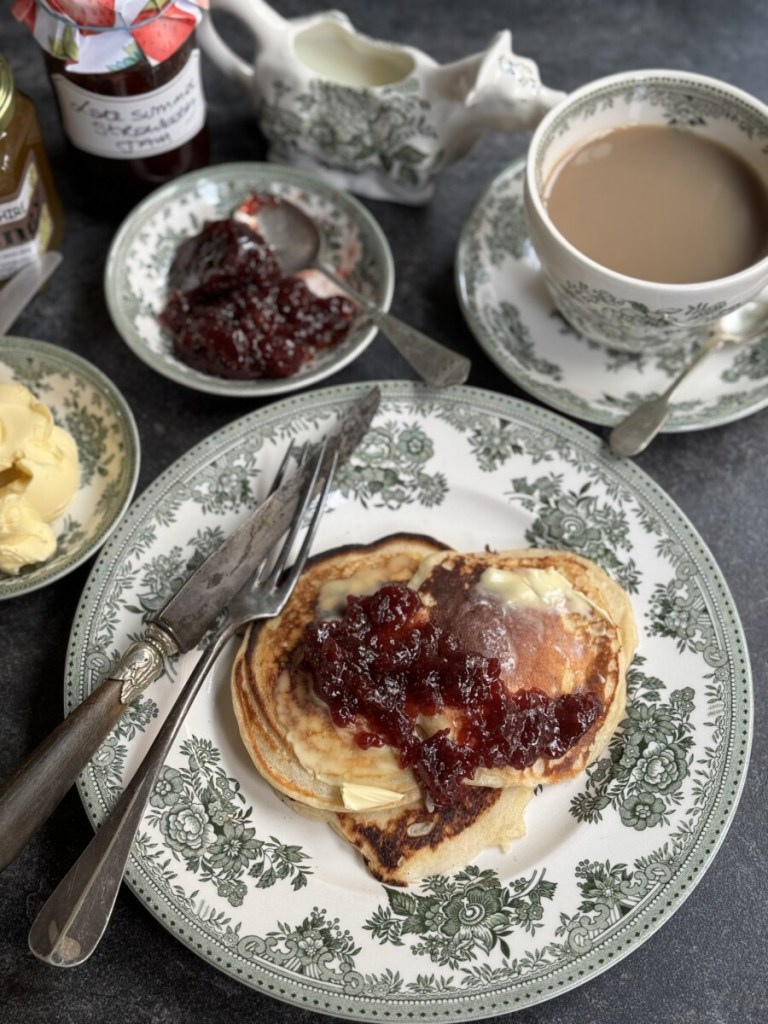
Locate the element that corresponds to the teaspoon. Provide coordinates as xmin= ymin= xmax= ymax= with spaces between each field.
xmin=608 ymin=301 xmax=768 ymax=457
xmin=244 ymin=197 xmax=471 ymax=389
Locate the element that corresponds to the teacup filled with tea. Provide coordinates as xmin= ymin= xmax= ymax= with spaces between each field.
xmin=524 ymin=70 xmax=768 ymax=351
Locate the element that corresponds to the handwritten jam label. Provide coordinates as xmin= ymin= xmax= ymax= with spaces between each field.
xmin=51 ymin=49 xmax=206 ymax=161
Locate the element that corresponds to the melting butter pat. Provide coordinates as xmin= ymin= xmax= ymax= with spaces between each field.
xmin=478 ymin=566 xmax=594 ymax=616
xmin=317 ymin=566 xmax=396 ymax=618
xmin=0 ymin=383 xmax=79 ymax=574
xmin=341 ymin=783 xmax=405 ymax=811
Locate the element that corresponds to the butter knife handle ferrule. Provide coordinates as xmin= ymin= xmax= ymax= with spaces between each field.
xmin=111 ymin=623 xmax=178 ymax=704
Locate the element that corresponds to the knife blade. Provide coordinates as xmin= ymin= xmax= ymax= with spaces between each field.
xmin=0 ymin=251 xmax=63 ymax=335
xmin=0 ymin=386 xmax=380 ymax=872
xmin=156 ymin=386 xmax=377 ymax=652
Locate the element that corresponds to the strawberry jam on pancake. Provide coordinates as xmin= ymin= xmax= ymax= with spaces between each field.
xmin=231 ymin=539 xmax=637 ymax=884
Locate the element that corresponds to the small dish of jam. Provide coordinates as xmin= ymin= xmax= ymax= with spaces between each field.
xmin=104 ymin=163 xmax=394 ymax=397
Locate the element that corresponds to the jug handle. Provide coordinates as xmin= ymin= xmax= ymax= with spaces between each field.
xmin=197 ymin=0 xmax=286 ymax=93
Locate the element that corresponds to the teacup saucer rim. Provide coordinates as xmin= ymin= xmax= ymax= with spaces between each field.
xmin=455 ymin=156 xmax=768 ymax=433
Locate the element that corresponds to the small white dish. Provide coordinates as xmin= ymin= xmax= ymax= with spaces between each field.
xmin=0 ymin=338 xmax=140 ymax=600
xmin=105 ymin=162 xmax=395 ymax=397
xmin=456 ymin=157 xmax=768 ymax=431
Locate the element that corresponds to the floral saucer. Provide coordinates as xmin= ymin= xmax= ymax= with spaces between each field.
xmin=105 ymin=162 xmax=394 ymax=398
xmin=0 ymin=339 xmax=140 ymax=599
xmin=456 ymin=158 xmax=768 ymax=431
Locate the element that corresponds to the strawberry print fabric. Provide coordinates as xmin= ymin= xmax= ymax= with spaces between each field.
xmin=12 ymin=0 xmax=208 ymax=70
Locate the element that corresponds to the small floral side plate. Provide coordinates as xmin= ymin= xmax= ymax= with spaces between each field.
xmin=456 ymin=158 xmax=768 ymax=431
xmin=104 ymin=162 xmax=394 ymax=397
xmin=68 ymin=382 xmax=751 ymax=1020
xmin=0 ymin=338 xmax=140 ymax=600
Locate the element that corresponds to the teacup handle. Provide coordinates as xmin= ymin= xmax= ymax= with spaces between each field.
xmin=197 ymin=0 xmax=286 ymax=94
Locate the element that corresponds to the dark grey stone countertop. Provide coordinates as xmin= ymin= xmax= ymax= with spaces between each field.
xmin=1 ymin=1 xmax=766 ymax=1022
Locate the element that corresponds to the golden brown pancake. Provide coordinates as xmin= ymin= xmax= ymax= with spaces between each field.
xmin=282 ymin=784 xmax=532 ymax=886
xmin=232 ymin=535 xmax=448 ymax=812
xmin=410 ymin=548 xmax=637 ymax=789
xmin=231 ymin=536 xmax=637 ymax=883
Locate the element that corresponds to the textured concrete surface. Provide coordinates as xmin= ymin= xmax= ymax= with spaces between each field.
xmin=1 ymin=1 xmax=766 ymax=1022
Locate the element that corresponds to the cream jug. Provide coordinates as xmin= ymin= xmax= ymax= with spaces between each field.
xmin=198 ymin=0 xmax=565 ymax=203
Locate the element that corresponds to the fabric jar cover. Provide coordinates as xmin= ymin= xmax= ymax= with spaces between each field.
xmin=12 ymin=0 xmax=208 ymax=72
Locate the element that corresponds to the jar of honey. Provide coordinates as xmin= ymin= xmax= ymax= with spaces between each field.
xmin=0 ymin=54 xmax=63 ymax=282
xmin=12 ymin=0 xmax=210 ymax=217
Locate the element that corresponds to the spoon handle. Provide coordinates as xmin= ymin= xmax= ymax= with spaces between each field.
xmin=369 ymin=309 xmax=472 ymax=388
xmin=318 ymin=264 xmax=471 ymax=388
xmin=608 ymin=332 xmax=722 ymax=456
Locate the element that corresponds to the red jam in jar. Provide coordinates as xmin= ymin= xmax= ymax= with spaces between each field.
xmin=12 ymin=1 xmax=211 ymax=216
xmin=42 ymin=32 xmax=209 ymax=215
xmin=300 ymin=583 xmax=602 ymax=807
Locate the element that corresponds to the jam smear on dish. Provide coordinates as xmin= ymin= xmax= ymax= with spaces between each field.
xmin=160 ymin=216 xmax=356 ymax=380
xmin=300 ymin=583 xmax=602 ymax=807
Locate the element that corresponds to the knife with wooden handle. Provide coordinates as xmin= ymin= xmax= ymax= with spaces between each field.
xmin=0 ymin=386 xmax=380 ymax=871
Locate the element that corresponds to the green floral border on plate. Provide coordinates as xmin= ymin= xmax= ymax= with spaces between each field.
xmin=67 ymin=382 xmax=751 ymax=1019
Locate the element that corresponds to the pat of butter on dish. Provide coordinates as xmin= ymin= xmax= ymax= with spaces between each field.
xmin=341 ymin=783 xmax=405 ymax=811
xmin=0 ymin=383 xmax=79 ymax=575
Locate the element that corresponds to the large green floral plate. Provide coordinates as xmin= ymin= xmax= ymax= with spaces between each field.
xmin=0 ymin=338 xmax=140 ymax=600
xmin=104 ymin=162 xmax=394 ymax=397
xmin=67 ymin=382 xmax=751 ymax=1020
xmin=456 ymin=158 xmax=768 ymax=431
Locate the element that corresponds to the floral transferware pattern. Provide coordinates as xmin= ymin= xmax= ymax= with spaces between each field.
xmin=571 ymin=656 xmax=695 ymax=831
xmin=146 ymin=736 xmax=312 ymax=905
xmin=261 ymin=77 xmax=440 ymax=193
xmin=68 ymin=382 xmax=751 ymax=1020
xmin=104 ymin=162 xmax=394 ymax=397
xmin=456 ymin=158 xmax=768 ymax=430
xmin=532 ymin=78 xmax=768 ymax=173
xmin=0 ymin=338 xmax=139 ymax=600
xmin=524 ymin=74 xmax=768 ymax=351
xmin=547 ymin=279 xmax=733 ymax=351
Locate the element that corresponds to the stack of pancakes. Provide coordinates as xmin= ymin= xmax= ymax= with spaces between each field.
xmin=231 ymin=535 xmax=637 ymax=885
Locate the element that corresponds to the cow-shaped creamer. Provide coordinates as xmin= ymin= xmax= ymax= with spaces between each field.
xmin=199 ymin=0 xmax=565 ymax=203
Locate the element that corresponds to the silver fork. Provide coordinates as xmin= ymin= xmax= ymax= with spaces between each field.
xmin=28 ymin=442 xmax=337 ymax=968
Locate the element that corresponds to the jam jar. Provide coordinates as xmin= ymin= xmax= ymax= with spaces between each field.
xmin=13 ymin=0 xmax=210 ymax=216
xmin=0 ymin=54 xmax=63 ymax=282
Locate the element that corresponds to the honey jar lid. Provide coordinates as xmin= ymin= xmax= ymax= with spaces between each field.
xmin=0 ymin=56 xmax=16 ymax=133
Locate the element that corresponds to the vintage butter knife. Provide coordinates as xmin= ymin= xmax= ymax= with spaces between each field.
xmin=0 ymin=251 xmax=63 ymax=335
xmin=0 ymin=386 xmax=380 ymax=872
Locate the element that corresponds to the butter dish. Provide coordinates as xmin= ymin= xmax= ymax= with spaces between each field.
xmin=0 ymin=338 xmax=140 ymax=599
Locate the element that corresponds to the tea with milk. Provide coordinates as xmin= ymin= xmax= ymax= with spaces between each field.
xmin=543 ymin=125 xmax=768 ymax=283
